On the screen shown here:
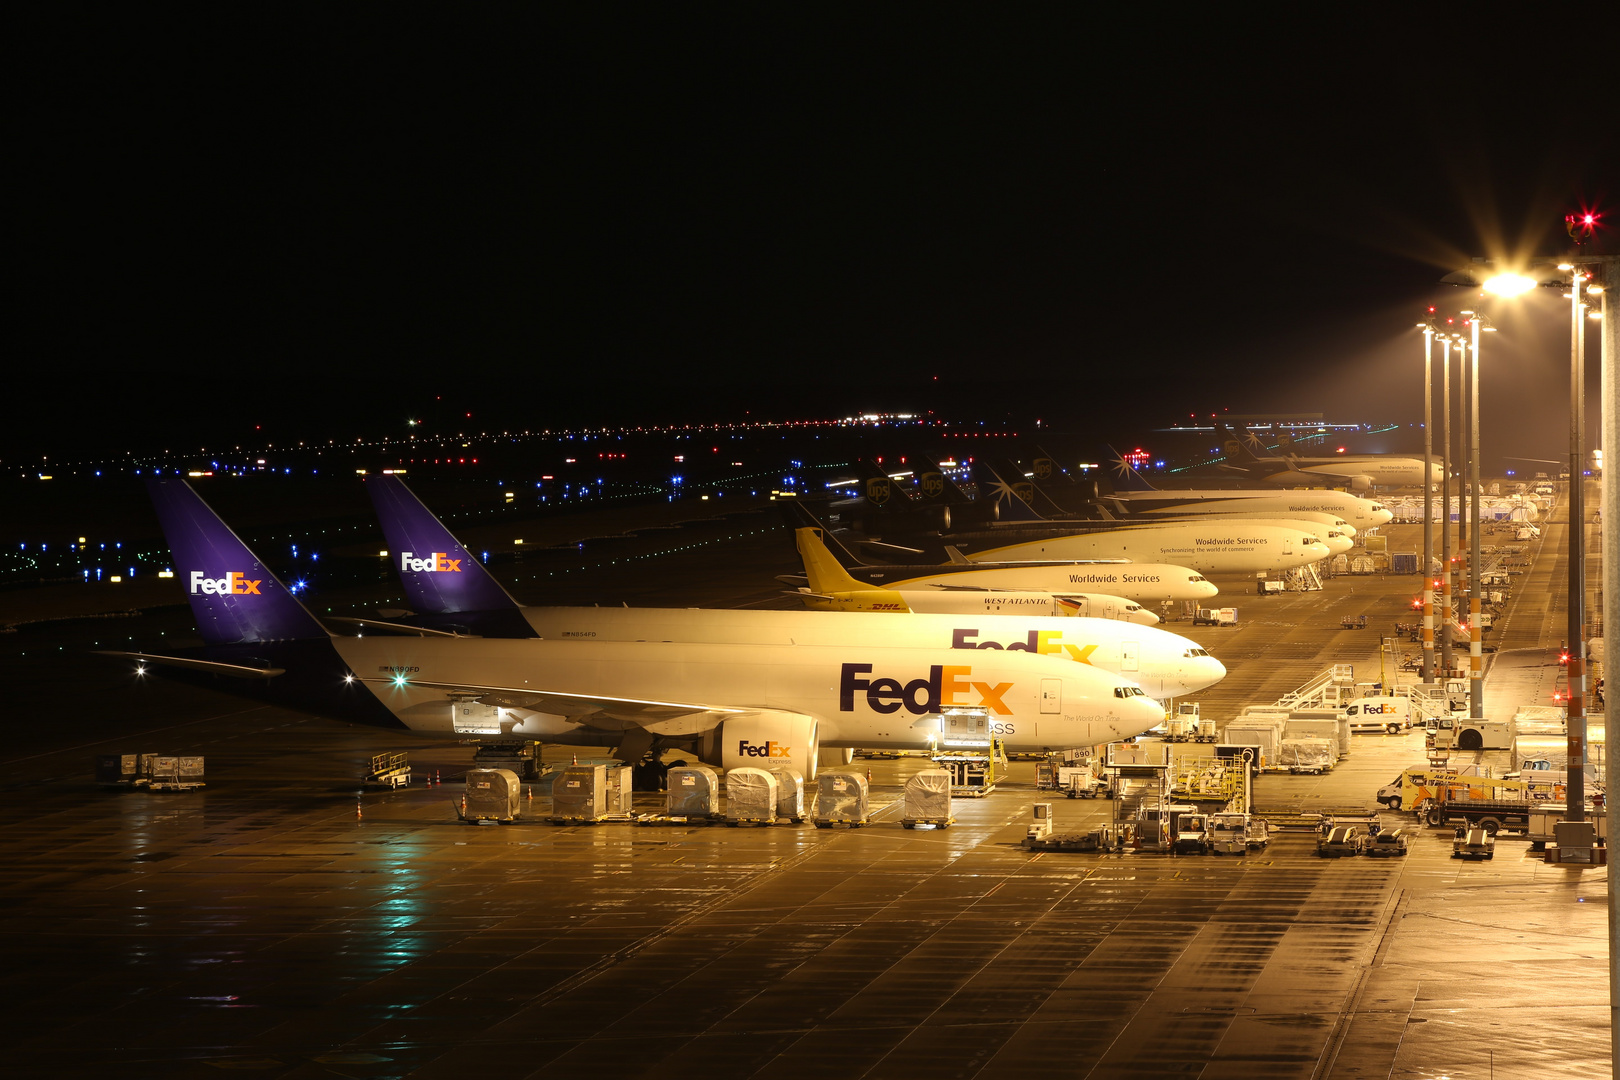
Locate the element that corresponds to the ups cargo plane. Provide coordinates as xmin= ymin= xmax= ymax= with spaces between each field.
xmin=363 ymin=476 xmax=1222 ymax=699
xmin=101 ymin=480 xmax=1167 ymax=781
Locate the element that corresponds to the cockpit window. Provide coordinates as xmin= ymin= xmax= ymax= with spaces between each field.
xmin=1190 ymin=575 xmax=1207 ymax=582
xmin=1113 ymin=686 xmax=1149 ymax=698
xmin=1183 ymin=648 xmax=1211 ymax=658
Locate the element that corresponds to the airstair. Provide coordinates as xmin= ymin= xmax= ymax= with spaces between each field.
xmin=1274 ymin=664 xmax=1357 ymax=710
xmin=1283 ymin=563 xmax=1323 ymax=591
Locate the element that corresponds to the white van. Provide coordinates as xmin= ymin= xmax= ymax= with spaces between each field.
xmin=1343 ymin=696 xmax=1414 ymax=734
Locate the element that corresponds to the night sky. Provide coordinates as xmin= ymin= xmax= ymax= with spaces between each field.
xmin=13 ymin=11 xmax=1617 ymax=462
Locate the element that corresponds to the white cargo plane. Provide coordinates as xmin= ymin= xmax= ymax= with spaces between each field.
xmin=362 ymin=477 xmax=1220 ymax=698
xmin=1102 ymin=455 xmax=1393 ymax=531
xmin=789 ymin=523 xmax=1161 ymax=624
xmin=1107 ymin=515 xmax=1354 ymax=556
xmin=966 ymin=521 xmax=1332 ymax=575
xmin=106 ymin=480 xmax=1170 ymax=782
xmin=1223 ymin=424 xmax=1440 ymax=489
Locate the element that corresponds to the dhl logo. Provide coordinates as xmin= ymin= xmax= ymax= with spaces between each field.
xmin=401 ymin=551 xmax=462 ymax=573
xmin=840 ymin=662 xmax=1014 ymax=716
xmin=190 ymin=571 xmax=261 ymax=595
xmin=952 ymin=628 xmax=1098 ymax=665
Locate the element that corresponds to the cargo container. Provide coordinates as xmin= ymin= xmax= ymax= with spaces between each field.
xmin=665 ymin=766 xmax=721 ymax=819
xmin=463 ymin=768 xmax=522 ymax=823
xmin=724 ymin=767 xmax=778 ymax=824
xmin=813 ymin=770 xmax=869 ymax=827
xmin=901 ymin=769 xmax=953 ymax=828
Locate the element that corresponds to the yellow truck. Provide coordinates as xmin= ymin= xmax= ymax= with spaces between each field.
xmin=1375 ymin=766 xmax=1561 ymax=814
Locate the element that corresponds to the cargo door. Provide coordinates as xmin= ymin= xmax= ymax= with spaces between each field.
xmin=1100 ymin=597 xmax=1118 ymax=620
xmin=1121 ymin=641 xmax=1139 ymax=672
xmin=1040 ymin=678 xmax=1062 ymax=714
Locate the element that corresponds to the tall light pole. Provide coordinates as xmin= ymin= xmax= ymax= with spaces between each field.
xmin=1461 ymin=312 xmax=1489 ymax=718
xmin=1593 ymin=257 xmax=1617 ymax=1080
xmin=1419 ymin=320 xmax=1436 ymax=682
xmin=1439 ymin=332 xmax=1455 ymax=674
xmin=1563 ymin=262 xmax=1590 ymax=822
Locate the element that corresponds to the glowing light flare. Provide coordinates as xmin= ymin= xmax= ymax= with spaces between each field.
xmin=1482 ymin=273 xmax=1537 ymax=297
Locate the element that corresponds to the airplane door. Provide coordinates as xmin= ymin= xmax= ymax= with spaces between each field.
xmin=1101 ymin=598 xmax=1118 ymax=620
xmin=1121 ymin=641 xmax=1139 ymax=672
xmin=1040 ymin=678 xmax=1061 ymax=714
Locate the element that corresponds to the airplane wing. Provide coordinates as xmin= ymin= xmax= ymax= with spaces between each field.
xmin=363 ymin=676 xmax=749 ymax=734
xmin=94 ymin=650 xmax=286 ymax=678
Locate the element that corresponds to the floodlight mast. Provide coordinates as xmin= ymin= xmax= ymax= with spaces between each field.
xmin=1421 ymin=322 xmax=1435 ymax=682
xmin=1566 ymin=266 xmax=1588 ymax=822
xmin=1467 ymin=315 xmax=1483 ymax=718
xmin=1439 ymin=334 xmax=1454 ymax=674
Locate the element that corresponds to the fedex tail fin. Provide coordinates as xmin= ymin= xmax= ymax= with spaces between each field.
xmin=968 ymin=458 xmax=1045 ymax=521
xmin=1105 ymin=446 xmax=1158 ymax=491
xmin=147 ymin=478 xmax=328 ymax=646
xmin=367 ymin=475 xmax=525 ymax=616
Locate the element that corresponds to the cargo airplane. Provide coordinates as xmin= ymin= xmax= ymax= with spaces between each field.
xmin=366 ymin=477 xmax=1221 ymax=701
xmin=99 ymin=480 xmax=1168 ymax=782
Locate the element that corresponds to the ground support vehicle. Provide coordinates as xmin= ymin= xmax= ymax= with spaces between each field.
xmin=1365 ymin=827 xmax=1410 ymax=857
xmin=1208 ymin=812 xmax=1268 ymax=854
xmin=365 ymin=751 xmax=411 ymax=790
xmin=1173 ymin=813 xmax=1212 ymax=855
xmin=1423 ymin=798 xmax=1534 ymax=835
xmin=1377 ymin=767 xmax=1556 ymax=814
xmin=1318 ymin=823 xmax=1369 ymax=857
xmin=1453 ymin=826 xmax=1495 ymax=859
xmin=1526 ymin=805 xmax=1608 ymax=851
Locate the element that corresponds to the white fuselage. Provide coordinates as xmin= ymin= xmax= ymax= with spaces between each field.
xmin=1117 ymin=516 xmax=1352 ymax=555
xmin=1265 ymin=457 xmax=1439 ymax=488
xmin=966 ymin=523 xmax=1332 ymax=574
xmin=515 ymin=607 xmax=1222 ymax=698
xmin=857 ymin=562 xmax=1218 ymax=604
xmin=1111 ymin=489 xmax=1392 ymax=530
xmin=334 ymin=637 xmax=1169 ymax=752
xmin=1136 ymin=508 xmax=1356 ymax=539
xmin=899 ymin=589 xmax=1160 ymax=624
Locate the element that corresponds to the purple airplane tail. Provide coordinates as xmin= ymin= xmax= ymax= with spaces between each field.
xmin=146 ymin=478 xmax=329 ymax=645
xmin=366 ymin=475 xmax=525 ymax=616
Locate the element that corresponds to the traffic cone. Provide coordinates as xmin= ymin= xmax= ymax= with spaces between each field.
xmin=356 ymin=798 xmax=363 ymax=821
xmin=571 ymin=753 xmax=578 ymax=766
xmin=435 ymin=769 xmax=441 ymax=786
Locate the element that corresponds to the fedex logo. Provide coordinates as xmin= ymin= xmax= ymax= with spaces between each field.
xmin=190 ymin=570 xmax=261 ymax=595
xmin=737 ymin=739 xmax=793 ymax=759
xmin=952 ymin=628 xmax=1097 ymax=665
xmin=840 ymin=662 xmax=1014 ymax=716
xmin=401 ymin=551 xmax=462 ymax=573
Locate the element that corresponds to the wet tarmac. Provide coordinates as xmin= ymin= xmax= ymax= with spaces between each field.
xmin=0 ymin=483 xmax=1608 ymax=1079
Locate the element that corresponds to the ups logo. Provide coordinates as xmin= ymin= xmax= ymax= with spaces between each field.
xmin=1033 ymin=458 xmax=1054 ymax=480
xmin=866 ymin=477 xmax=891 ymax=505
xmin=1223 ymin=440 xmax=1241 ymax=456
xmin=1013 ymin=482 xmax=1035 ymax=501
xmin=921 ymin=471 xmax=944 ymax=498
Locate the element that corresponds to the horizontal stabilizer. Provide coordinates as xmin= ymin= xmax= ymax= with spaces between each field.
xmin=93 ymin=650 xmax=286 ymax=679
xmin=364 ymin=677 xmax=747 ymax=729
xmin=324 ymin=617 xmax=464 ymax=638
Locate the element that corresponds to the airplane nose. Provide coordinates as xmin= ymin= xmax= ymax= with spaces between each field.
xmin=1198 ymin=582 xmax=1219 ymax=599
xmin=1134 ymin=694 xmax=1167 ymax=730
xmin=1203 ymin=656 xmax=1228 ymax=685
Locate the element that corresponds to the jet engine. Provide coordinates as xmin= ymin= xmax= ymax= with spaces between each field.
xmin=1345 ymin=474 xmax=1374 ymax=492
xmin=698 ymin=710 xmax=820 ymax=780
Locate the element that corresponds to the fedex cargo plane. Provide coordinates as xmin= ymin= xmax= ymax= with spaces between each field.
xmin=365 ymin=476 xmax=1223 ymax=699
xmin=101 ymin=480 xmax=1167 ymax=781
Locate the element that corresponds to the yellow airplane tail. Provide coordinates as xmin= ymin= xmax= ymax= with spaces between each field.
xmin=795 ymin=527 xmax=869 ymax=594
